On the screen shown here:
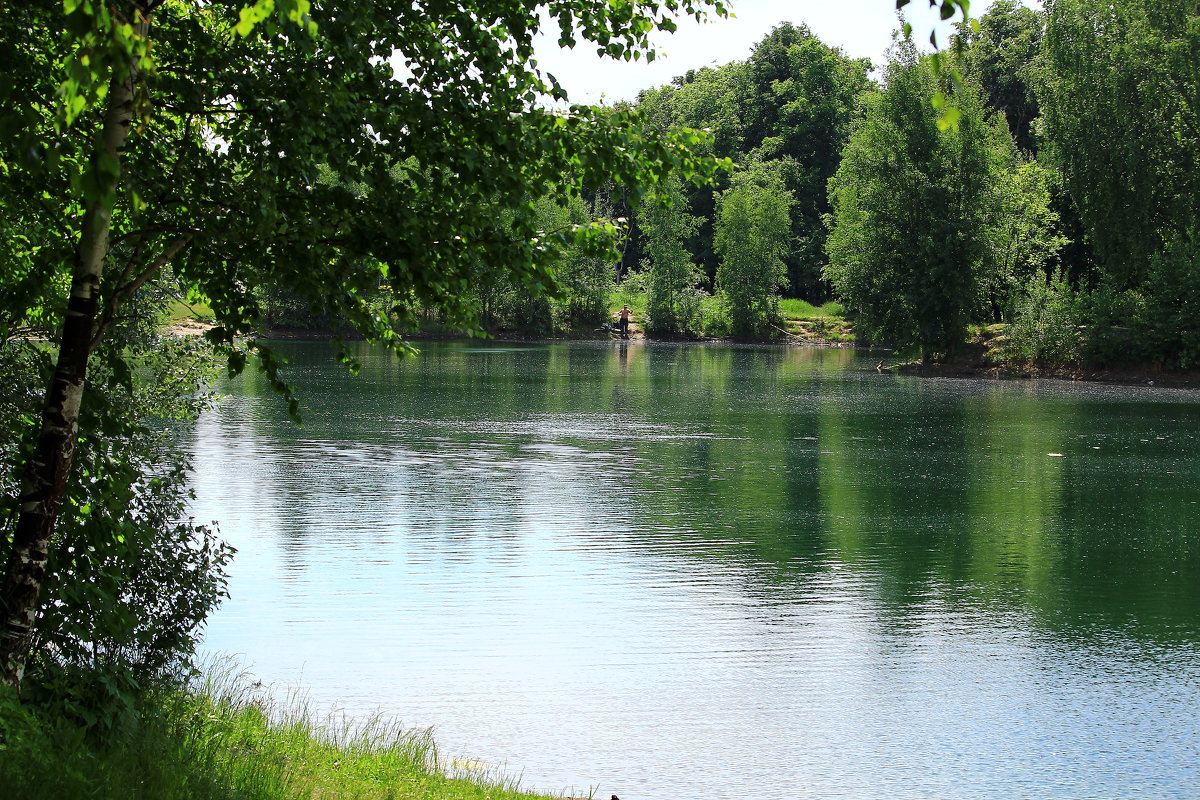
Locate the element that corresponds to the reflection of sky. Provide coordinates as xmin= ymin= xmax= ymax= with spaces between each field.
xmin=193 ymin=341 xmax=1200 ymax=800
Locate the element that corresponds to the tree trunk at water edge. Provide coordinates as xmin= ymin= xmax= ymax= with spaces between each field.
xmin=0 ymin=33 xmax=142 ymax=687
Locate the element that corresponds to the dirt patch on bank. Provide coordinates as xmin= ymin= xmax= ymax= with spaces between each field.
xmin=166 ymin=319 xmax=216 ymax=337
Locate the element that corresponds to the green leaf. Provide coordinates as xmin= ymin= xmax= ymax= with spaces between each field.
xmin=235 ymin=9 xmax=257 ymax=37
xmin=935 ymin=105 xmax=961 ymax=131
xmin=235 ymin=0 xmax=276 ymax=38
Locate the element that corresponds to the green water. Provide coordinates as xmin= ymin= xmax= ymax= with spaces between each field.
xmin=194 ymin=340 xmax=1200 ymax=799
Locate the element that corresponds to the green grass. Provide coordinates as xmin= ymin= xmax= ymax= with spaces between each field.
xmin=164 ymin=297 xmax=216 ymax=324
xmin=777 ymin=299 xmax=853 ymax=342
xmin=0 ymin=669 xmax=571 ymax=800
xmin=778 ymin=299 xmax=845 ymax=320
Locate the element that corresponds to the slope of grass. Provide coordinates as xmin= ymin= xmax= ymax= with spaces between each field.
xmin=164 ymin=297 xmax=216 ymax=325
xmin=778 ymin=298 xmax=845 ymax=319
xmin=777 ymin=299 xmax=853 ymax=342
xmin=0 ymin=672 xmax=569 ymax=800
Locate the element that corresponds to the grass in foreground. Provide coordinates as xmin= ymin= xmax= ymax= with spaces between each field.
xmin=0 ymin=671 xmax=566 ymax=800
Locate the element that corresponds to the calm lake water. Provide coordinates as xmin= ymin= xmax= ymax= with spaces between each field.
xmin=192 ymin=340 xmax=1200 ymax=800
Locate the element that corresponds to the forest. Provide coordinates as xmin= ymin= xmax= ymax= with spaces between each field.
xmin=458 ymin=0 xmax=1198 ymax=368
xmin=162 ymin=1 xmax=1200 ymax=369
xmin=1 ymin=0 xmax=1197 ymax=797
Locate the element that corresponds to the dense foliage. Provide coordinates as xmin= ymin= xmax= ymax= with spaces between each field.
xmin=825 ymin=45 xmax=1010 ymax=358
xmin=1039 ymin=0 xmax=1199 ymax=290
xmin=634 ymin=23 xmax=871 ymax=310
xmin=1 ymin=301 xmax=230 ymax=725
xmin=598 ymin=0 xmax=1197 ymax=365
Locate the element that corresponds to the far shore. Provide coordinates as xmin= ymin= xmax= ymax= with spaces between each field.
xmin=895 ymin=358 xmax=1200 ymax=389
xmin=165 ymin=318 xmax=1200 ymax=389
xmin=165 ymin=318 xmax=853 ymax=347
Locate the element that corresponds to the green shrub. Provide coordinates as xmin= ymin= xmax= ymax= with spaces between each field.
xmin=1 ymin=335 xmax=233 ymax=732
xmin=1133 ymin=231 xmax=1200 ymax=368
xmin=1006 ymin=271 xmax=1085 ymax=364
xmin=697 ymin=293 xmax=733 ymax=337
xmin=1080 ymin=284 xmax=1148 ymax=366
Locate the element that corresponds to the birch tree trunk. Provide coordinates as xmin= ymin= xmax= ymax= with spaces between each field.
xmin=0 ymin=20 xmax=144 ymax=687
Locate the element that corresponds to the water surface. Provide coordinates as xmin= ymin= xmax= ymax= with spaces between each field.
xmin=192 ymin=340 xmax=1200 ymax=799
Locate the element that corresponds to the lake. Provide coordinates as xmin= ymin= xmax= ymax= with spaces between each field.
xmin=192 ymin=340 xmax=1200 ymax=800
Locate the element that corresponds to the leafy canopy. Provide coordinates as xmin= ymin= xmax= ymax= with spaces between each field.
xmin=2 ymin=1 xmax=732 ymax=392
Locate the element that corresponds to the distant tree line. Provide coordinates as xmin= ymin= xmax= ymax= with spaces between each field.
xmin=475 ymin=0 xmax=1197 ymax=363
xmin=825 ymin=0 xmax=1200 ymax=364
xmin=474 ymin=21 xmax=872 ymax=339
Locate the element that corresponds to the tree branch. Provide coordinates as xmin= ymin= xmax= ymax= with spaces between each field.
xmin=110 ymin=225 xmax=195 ymax=248
xmin=91 ymin=232 xmax=196 ymax=349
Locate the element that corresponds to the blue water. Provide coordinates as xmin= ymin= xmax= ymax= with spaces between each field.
xmin=193 ymin=340 xmax=1200 ymax=799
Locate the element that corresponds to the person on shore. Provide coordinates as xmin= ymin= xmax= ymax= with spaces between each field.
xmin=616 ymin=304 xmax=632 ymax=339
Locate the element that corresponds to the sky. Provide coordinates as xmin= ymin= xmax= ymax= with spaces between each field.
xmin=533 ymin=0 xmax=995 ymax=104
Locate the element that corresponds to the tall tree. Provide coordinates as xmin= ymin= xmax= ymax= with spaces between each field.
xmin=1038 ymin=0 xmax=1200 ymax=290
xmin=642 ymin=177 xmax=703 ymax=335
xmin=957 ymin=0 xmax=1043 ymax=154
xmin=742 ymin=23 xmax=872 ymax=300
xmin=636 ymin=66 xmax=746 ymax=288
xmin=824 ymin=44 xmax=1011 ymax=358
xmin=0 ymin=0 xmax=729 ymax=686
xmin=714 ymin=164 xmax=794 ymax=337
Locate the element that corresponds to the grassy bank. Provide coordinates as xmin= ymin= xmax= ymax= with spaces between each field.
xmin=165 ymin=298 xmax=215 ymax=325
xmin=777 ymin=299 xmax=853 ymax=343
xmin=0 ymin=672 xmax=566 ymax=800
